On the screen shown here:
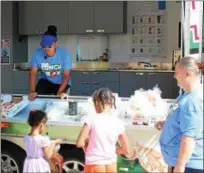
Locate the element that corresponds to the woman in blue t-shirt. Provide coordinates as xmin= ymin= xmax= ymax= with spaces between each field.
xmin=29 ymin=25 xmax=72 ymax=100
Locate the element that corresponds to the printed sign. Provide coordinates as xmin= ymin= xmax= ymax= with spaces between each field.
xmin=1 ymin=39 xmax=11 ymax=65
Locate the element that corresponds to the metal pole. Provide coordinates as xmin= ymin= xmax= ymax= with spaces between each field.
xmin=179 ymin=1 xmax=186 ymax=96
xmin=183 ymin=1 xmax=191 ymax=57
xmin=198 ymin=1 xmax=203 ymax=62
xmin=181 ymin=0 xmax=185 ymax=58
xmin=198 ymin=1 xmax=203 ymax=84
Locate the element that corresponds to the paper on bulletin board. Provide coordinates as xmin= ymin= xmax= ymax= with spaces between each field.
xmin=130 ymin=1 xmax=166 ymax=59
xmin=1 ymin=39 xmax=11 ymax=65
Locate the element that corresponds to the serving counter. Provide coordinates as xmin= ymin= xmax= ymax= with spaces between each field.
xmin=1 ymin=94 xmax=175 ymax=172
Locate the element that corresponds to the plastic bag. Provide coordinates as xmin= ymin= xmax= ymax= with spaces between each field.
xmin=127 ymin=86 xmax=169 ymax=125
xmin=45 ymin=101 xmax=68 ymax=121
xmin=49 ymin=151 xmax=64 ymax=173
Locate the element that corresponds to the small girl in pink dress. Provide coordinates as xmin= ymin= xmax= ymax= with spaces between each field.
xmin=23 ymin=110 xmax=61 ymax=173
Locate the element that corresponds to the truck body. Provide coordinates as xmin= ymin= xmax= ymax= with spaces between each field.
xmin=1 ymin=94 xmax=175 ymax=173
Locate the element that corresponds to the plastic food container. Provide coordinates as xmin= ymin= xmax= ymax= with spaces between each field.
xmin=1 ymin=95 xmax=29 ymax=118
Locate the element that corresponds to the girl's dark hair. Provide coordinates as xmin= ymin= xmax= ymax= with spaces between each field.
xmin=27 ymin=110 xmax=48 ymax=127
xmin=92 ymin=88 xmax=116 ymax=109
xmin=44 ymin=25 xmax=57 ymax=38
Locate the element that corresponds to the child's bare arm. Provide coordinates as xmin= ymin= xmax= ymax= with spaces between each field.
xmin=116 ymin=133 xmax=133 ymax=156
xmin=76 ymin=124 xmax=90 ymax=148
xmin=83 ymin=138 xmax=89 ymax=151
xmin=43 ymin=139 xmax=61 ymax=161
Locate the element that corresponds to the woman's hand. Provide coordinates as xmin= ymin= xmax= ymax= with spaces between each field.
xmin=29 ymin=91 xmax=37 ymax=101
xmin=57 ymin=92 xmax=68 ymax=100
xmin=154 ymin=120 xmax=165 ymax=130
xmin=197 ymin=62 xmax=204 ymax=69
xmin=173 ymin=165 xmax=185 ymax=173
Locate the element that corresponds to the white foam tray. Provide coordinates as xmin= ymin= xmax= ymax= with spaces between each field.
xmin=1 ymin=95 xmax=29 ymax=118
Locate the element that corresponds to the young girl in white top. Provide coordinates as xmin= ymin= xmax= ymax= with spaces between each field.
xmin=76 ymin=88 xmax=134 ymax=173
xmin=23 ymin=110 xmax=61 ymax=173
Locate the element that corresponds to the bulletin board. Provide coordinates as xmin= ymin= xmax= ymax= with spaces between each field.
xmin=130 ymin=1 xmax=167 ymax=59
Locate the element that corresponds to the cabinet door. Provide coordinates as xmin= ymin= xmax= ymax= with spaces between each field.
xmin=19 ymin=1 xmax=44 ymax=35
xmin=1 ymin=1 xmax=13 ymax=35
xmin=91 ymin=71 xmax=119 ymax=93
xmin=13 ymin=71 xmax=30 ymax=94
xmin=119 ymin=72 xmax=146 ymax=97
xmin=71 ymin=71 xmax=91 ymax=82
xmin=146 ymin=73 xmax=174 ymax=99
xmin=70 ymin=71 xmax=91 ymax=95
xmin=94 ymin=1 xmax=125 ymax=33
xmin=72 ymin=81 xmax=91 ymax=92
xmin=44 ymin=1 xmax=69 ymax=34
xmin=68 ymin=1 xmax=95 ymax=34
xmin=13 ymin=35 xmax=28 ymax=63
xmin=70 ymin=91 xmax=91 ymax=96
xmin=1 ymin=66 xmax=13 ymax=93
xmin=91 ymin=72 xmax=119 ymax=82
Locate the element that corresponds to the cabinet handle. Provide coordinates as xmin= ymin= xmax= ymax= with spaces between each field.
xmin=82 ymin=82 xmax=89 ymax=85
xmin=86 ymin=29 xmax=93 ymax=33
xmin=93 ymin=82 xmax=100 ymax=85
xmin=82 ymin=92 xmax=88 ymax=95
xmin=96 ymin=29 xmax=105 ymax=33
xmin=82 ymin=72 xmax=88 ymax=75
xmin=148 ymin=73 xmax=156 ymax=76
xmin=135 ymin=73 xmax=144 ymax=75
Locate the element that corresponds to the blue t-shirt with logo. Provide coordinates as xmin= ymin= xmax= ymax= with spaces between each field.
xmin=30 ymin=47 xmax=72 ymax=86
xmin=159 ymin=89 xmax=203 ymax=169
